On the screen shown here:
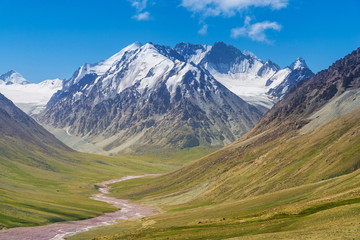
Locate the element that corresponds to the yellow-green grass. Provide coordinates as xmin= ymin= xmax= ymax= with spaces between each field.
xmin=68 ymin=107 xmax=360 ymax=239
xmin=82 ymin=203 xmax=360 ymax=240
xmin=115 ymin=146 xmax=219 ymax=166
xmin=68 ymin=169 xmax=360 ymax=239
xmin=0 ymin=134 xmax=216 ymax=230
xmin=0 ymin=143 xmax=177 ymax=229
xmin=109 ymin=107 xmax=360 ymax=204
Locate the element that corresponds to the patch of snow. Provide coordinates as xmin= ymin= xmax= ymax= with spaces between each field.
xmin=187 ymin=45 xmax=212 ymax=65
xmin=266 ymin=67 xmax=292 ymax=89
xmin=0 ymin=78 xmax=63 ymax=115
xmin=166 ymin=63 xmax=196 ymax=94
xmin=72 ymin=91 xmax=83 ymax=102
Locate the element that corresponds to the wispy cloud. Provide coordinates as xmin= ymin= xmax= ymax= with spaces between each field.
xmin=231 ymin=16 xmax=282 ymax=43
xmin=180 ymin=0 xmax=288 ymax=17
xmin=130 ymin=0 xmax=148 ymax=12
xmin=180 ymin=0 xmax=287 ymax=36
xmin=129 ymin=0 xmax=152 ymax=21
xmin=198 ymin=24 xmax=208 ymax=35
xmin=132 ymin=11 xmax=151 ymax=21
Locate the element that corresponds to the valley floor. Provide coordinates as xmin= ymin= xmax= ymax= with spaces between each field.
xmin=0 ymin=175 xmax=158 ymax=240
xmin=68 ymin=174 xmax=360 ymax=240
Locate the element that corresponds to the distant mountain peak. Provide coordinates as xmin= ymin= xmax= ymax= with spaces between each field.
xmin=290 ymin=57 xmax=309 ymax=70
xmin=203 ymin=41 xmax=244 ymax=66
xmin=0 ymin=70 xmax=29 ymax=85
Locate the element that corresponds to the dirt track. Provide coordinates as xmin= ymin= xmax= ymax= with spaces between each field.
xmin=0 ymin=175 xmax=158 ymax=240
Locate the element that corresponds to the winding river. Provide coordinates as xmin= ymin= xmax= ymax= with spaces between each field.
xmin=0 ymin=175 xmax=158 ymax=240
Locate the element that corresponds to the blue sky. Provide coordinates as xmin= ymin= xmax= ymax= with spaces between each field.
xmin=0 ymin=0 xmax=359 ymax=83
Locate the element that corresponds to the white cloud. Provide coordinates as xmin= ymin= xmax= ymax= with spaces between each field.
xmin=231 ymin=16 xmax=282 ymax=43
xmin=132 ymin=11 xmax=151 ymax=21
xmin=130 ymin=0 xmax=148 ymax=12
xmin=129 ymin=0 xmax=152 ymax=21
xmin=181 ymin=0 xmax=288 ymax=17
xmin=198 ymin=24 xmax=208 ymax=35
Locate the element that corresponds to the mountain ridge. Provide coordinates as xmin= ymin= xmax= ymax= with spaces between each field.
xmin=174 ymin=41 xmax=314 ymax=107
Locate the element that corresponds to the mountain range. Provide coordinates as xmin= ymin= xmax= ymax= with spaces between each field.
xmin=35 ymin=41 xmax=313 ymax=153
xmin=175 ymin=42 xmax=314 ymax=107
xmin=92 ymin=47 xmax=360 ymax=240
xmin=0 ymin=71 xmax=62 ymax=116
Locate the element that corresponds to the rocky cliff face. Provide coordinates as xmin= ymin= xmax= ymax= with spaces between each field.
xmin=39 ymin=42 xmax=264 ymax=153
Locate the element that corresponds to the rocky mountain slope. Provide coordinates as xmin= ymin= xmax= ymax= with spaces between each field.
xmin=39 ymin=42 xmax=265 ymax=153
xmin=251 ymin=47 xmax=360 ymax=137
xmin=0 ymin=71 xmax=62 ymax=116
xmin=175 ymin=42 xmax=314 ymax=108
xmin=0 ymin=92 xmax=70 ymax=151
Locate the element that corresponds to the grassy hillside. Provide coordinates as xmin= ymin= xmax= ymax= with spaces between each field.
xmin=110 ymin=105 xmax=360 ymax=202
xmin=0 ymin=136 xmax=216 ymax=229
xmin=0 ymin=140 xmax=173 ymax=229
xmin=68 ymin=105 xmax=360 ymax=240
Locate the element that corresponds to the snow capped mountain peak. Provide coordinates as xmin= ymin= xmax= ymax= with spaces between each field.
xmin=64 ymin=42 xmax=143 ymax=90
xmin=0 ymin=70 xmax=29 ymax=85
xmin=45 ymin=41 xmax=314 ymax=115
xmin=290 ymin=57 xmax=309 ymax=70
xmin=205 ymin=42 xmax=245 ymax=65
xmin=106 ymin=41 xmax=143 ymax=64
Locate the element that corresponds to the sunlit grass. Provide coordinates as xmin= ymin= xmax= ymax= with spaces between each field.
xmin=68 ymin=108 xmax=360 ymax=239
